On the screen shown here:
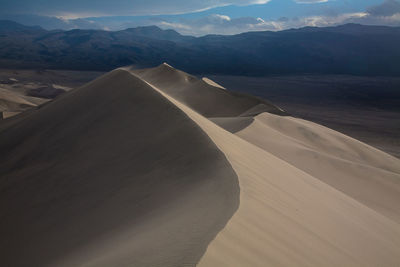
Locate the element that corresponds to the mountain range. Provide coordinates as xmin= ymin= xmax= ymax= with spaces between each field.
xmin=1 ymin=20 xmax=400 ymax=76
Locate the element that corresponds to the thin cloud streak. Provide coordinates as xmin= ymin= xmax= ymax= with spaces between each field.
xmin=0 ymin=0 xmax=271 ymax=17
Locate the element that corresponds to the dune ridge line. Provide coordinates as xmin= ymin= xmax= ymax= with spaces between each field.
xmin=123 ymin=65 xmax=400 ymax=267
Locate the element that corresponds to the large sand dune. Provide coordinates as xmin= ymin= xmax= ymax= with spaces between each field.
xmin=1 ymin=63 xmax=400 ymax=266
xmin=0 ymin=69 xmax=239 ymax=266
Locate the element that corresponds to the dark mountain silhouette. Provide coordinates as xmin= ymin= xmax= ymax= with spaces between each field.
xmin=0 ymin=20 xmax=399 ymax=76
xmin=0 ymin=20 xmax=45 ymax=35
xmin=123 ymin=25 xmax=195 ymax=42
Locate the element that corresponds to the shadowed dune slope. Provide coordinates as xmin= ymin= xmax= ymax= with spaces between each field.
xmin=0 ymin=69 xmax=239 ymax=267
xmin=130 ymin=63 xmax=286 ymax=118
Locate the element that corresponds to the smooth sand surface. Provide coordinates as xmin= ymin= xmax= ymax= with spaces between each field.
xmin=0 ymin=87 xmax=48 ymax=119
xmin=2 ymin=111 xmax=21 ymax=119
xmin=0 ymin=87 xmax=38 ymax=111
xmin=130 ymin=63 xmax=286 ymax=117
xmin=202 ymin=77 xmax=226 ymax=90
xmin=209 ymin=116 xmax=254 ymax=133
xmin=235 ymin=113 xmax=400 ymax=223
xmin=0 ymin=69 xmax=239 ymax=267
xmin=125 ymin=65 xmax=400 ymax=267
xmin=1 ymin=63 xmax=400 ymax=267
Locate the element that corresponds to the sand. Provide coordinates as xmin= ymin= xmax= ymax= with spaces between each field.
xmin=0 ymin=69 xmax=239 ymax=267
xmin=1 ymin=111 xmax=21 ymax=119
xmin=130 ymin=63 xmax=286 ymax=117
xmin=1 ymin=63 xmax=400 ymax=266
xmin=235 ymin=113 xmax=400 ymax=223
xmin=0 ymin=87 xmax=38 ymax=111
xmin=202 ymin=77 xmax=226 ymax=90
xmin=208 ymin=74 xmax=400 ymax=158
xmin=0 ymin=85 xmax=49 ymax=118
xmin=125 ymin=64 xmax=400 ymax=267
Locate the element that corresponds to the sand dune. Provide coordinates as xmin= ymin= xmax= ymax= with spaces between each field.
xmin=129 ymin=63 xmax=286 ymax=117
xmin=0 ymin=85 xmax=49 ymax=119
xmin=0 ymin=69 xmax=239 ymax=266
xmin=1 ymin=63 xmax=400 ymax=266
xmin=235 ymin=113 xmax=400 ymax=222
xmin=0 ymin=87 xmax=38 ymax=111
xmin=155 ymin=88 xmax=400 ymax=267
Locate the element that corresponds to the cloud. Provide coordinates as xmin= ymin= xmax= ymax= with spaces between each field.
xmin=141 ymin=12 xmax=364 ymax=36
xmin=150 ymin=15 xmax=278 ymax=36
xmin=149 ymin=6 xmax=400 ymax=37
xmin=145 ymin=1 xmax=400 ymax=36
xmin=0 ymin=0 xmax=271 ymax=17
xmin=367 ymin=0 xmax=400 ymax=16
xmin=3 ymin=0 xmax=399 ymax=35
xmin=345 ymin=0 xmax=400 ymax=26
xmin=0 ymin=13 xmax=105 ymax=30
xmin=294 ymin=0 xmax=329 ymax=3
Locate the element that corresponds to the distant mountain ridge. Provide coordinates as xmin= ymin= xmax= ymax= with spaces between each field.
xmin=0 ymin=20 xmax=400 ymax=76
xmin=123 ymin=25 xmax=195 ymax=42
xmin=0 ymin=20 xmax=45 ymax=34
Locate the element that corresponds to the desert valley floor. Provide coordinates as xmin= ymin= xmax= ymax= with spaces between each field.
xmin=1 ymin=64 xmax=400 ymax=266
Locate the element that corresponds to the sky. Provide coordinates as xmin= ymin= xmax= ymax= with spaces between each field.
xmin=1 ymin=0 xmax=400 ymax=35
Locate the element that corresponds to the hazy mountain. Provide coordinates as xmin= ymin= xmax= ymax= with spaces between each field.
xmin=0 ymin=14 xmax=100 ymax=31
xmin=0 ymin=20 xmax=45 ymax=35
xmin=0 ymin=20 xmax=399 ymax=76
xmin=123 ymin=26 xmax=195 ymax=42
